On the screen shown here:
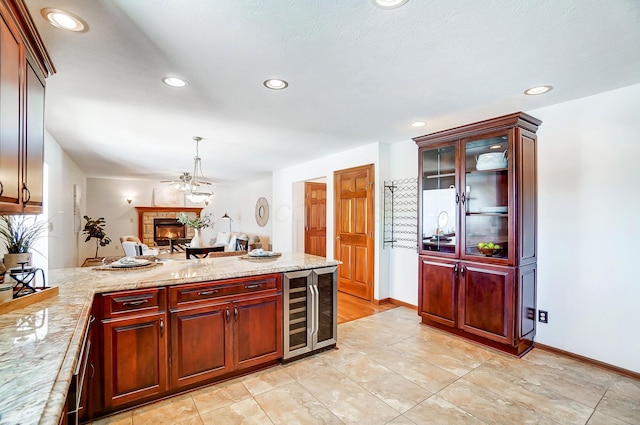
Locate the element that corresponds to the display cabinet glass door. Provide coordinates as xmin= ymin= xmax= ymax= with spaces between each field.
xmin=420 ymin=144 xmax=458 ymax=254
xmin=462 ymin=134 xmax=511 ymax=261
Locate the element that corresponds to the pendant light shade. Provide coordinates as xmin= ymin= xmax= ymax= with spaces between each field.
xmin=162 ymin=137 xmax=214 ymax=204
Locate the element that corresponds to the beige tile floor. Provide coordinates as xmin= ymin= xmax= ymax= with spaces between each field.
xmin=91 ymin=307 xmax=640 ymax=425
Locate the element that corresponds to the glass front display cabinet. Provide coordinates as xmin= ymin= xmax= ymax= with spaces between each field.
xmin=414 ymin=112 xmax=541 ymax=357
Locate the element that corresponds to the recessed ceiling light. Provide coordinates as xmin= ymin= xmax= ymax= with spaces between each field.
xmin=263 ymin=79 xmax=289 ymax=90
xmin=490 ymin=145 xmax=503 ymax=149
xmin=524 ymin=85 xmax=553 ymax=95
xmin=41 ymin=8 xmax=88 ymax=32
xmin=372 ymin=0 xmax=409 ymax=9
xmin=162 ymin=77 xmax=188 ymax=88
xmin=411 ymin=121 xmax=426 ymax=127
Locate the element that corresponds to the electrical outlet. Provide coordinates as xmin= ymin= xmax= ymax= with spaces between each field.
xmin=538 ymin=310 xmax=548 ymax=323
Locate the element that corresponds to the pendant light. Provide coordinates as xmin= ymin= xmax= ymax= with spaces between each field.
xmin=185 ymin=136 xmax=213 ymax=204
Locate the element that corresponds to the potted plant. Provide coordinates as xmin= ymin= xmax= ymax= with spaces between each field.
xmin=0 ymin=215 xmax=48 ymax=271
xmin=82 ymin=216 xmax=112 ymax=259
xmin=177 ymin=212 xmax=212 ymax=248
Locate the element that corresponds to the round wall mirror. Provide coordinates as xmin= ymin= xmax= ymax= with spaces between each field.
xmin=255 ymin=197 xmax=269 ymax=227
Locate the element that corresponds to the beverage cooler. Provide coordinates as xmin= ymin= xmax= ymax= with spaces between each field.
xmin=283 ymin=267 xmax=337 ymax=360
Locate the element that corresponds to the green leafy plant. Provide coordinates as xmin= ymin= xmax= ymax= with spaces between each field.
xmin=0 ymin=215 xmax=48 ymax=254
xmin=177 ymin=212 xmax=212 ymax=229
xmin=82 ymin=215 xmax=112 ymax=258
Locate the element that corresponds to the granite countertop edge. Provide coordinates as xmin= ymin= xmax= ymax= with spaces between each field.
xmin=0 ymin=253 xmax=339 ymax=425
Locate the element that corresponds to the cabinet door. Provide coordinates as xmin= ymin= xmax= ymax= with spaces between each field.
xmin=459 ymin=262 xmax=514 ymax=344
xmin=170 ymin=303 xmax=233 ymax=388
xmin=314 ymin=266 xmax=337 ymax=350
xmin=23 ymin=59 xmax=45 ymax=213
xmin=0 ymin=14 xmax=22 ymax=212
xmin=419 ymin=143 xmax=459 ymax=256
xmin=461 ymin=132 xmax=512 ymax=263
xmin=103 ymin=313 xmax=168 ymax=407
xmin=234 ymin=294 xmax=282 ymax=369
xmin=418 ymin=257 xmax=458 ymax=327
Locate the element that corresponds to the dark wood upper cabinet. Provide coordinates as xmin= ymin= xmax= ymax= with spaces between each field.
xmin=0 ymin=0 xmax=54 ymax=215
xmin=414 ymin=112 xmax=541 ymax=356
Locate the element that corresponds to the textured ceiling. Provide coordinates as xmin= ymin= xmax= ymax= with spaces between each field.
xmin=24 ymin=0 xmax=640 ymax=183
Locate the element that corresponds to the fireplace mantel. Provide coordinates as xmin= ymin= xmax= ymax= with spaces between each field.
xmin=135 ymin=206 xmax=203 ymax=245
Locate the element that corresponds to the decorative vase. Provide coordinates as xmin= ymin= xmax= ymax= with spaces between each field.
xmin=190 ymin=228 xmax=204 ymax=248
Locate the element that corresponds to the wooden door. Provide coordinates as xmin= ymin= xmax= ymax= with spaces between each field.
xmin=334 ymin=164 xmax=374 ymax=301
xmin=102 ymin=313 xmax=168 ymax=407
xmin=459 ymin=262 xmax=514 ymax=344
xmin=418 ymin=257 xmax=458 ymax=328
xmin=305 ymin=182 xmax=327 ymax=256
xmin=170 ymin=303 xmax=233 ymax=388
xmin=234 ymin=294 xmax=282 ymax=369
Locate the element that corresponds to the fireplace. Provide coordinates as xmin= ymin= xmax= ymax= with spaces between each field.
xmin=135 ymin=206 xmax=203 ymax=247
xmin=153 ymin=218 xmax=188 ymax=246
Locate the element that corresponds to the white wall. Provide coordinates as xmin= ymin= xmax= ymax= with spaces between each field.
xmin=44 ymin=131 xmax=87 ymax=269
xmin=272 ymin=142 xmax=389 ymax=300
xmin=227 ymin=177 xmax=273 ymax=245
xmin=530 ymin=84 xmax=640 ymax=373
xmin=387 ymin=139 xmax=419 ymax=305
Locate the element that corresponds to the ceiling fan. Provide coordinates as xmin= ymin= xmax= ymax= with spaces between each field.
xmin=160 ymin=137 xmax=214 ymax=203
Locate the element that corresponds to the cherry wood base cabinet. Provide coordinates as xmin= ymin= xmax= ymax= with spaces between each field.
xmin=414 ymin=112 xmax=541 ymax=356
xmin=100 ymin=288 xmax=169 ymax=409
xmin=168 ymin=274 xmax=282 ymax=388
xmin=88 ymin=274 xmax=283 ymax=420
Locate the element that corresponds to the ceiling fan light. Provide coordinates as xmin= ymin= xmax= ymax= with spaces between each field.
xmin=186 ymin=192 xmax=212 ymax=203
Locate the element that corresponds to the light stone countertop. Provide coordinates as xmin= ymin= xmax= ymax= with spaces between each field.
xmin=0 ymin=253 xmax=339 ymax=425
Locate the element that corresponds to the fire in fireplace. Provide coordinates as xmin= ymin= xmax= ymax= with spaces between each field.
xmin=154 ymin=218 xmax=188 ymax=246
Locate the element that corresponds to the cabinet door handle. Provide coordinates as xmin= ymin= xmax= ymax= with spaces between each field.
xmin=160 ymin=317 xmax=164 ymax=336
xmin=89 ymin=362 xmax=95 ymax=380
xmin=122 ymin=299 xmax=148 ymax=306
xmin=461 ymin=193 xmax=466 ymax=204
xmin=245 ymin=284 xmax=262 ymax=290
xmin=22 ymin=184 xmax=31 ymax=205
xmin=0 ymin=181 xmax=3 ymax=197
xmin=234 ymin=306 xmax=238 ymax=322
xmin=460 ymin=265 xmax=465 ymax=275
xmin=455 ymin=193 xmax=460 ymax=204
xmin=198 ymin=290 xmax=218 ymax=296
xmin=308 ymin=285 xmax=315 ymax=337
xmin=226 ymin=308 xmax=230 ymax=323
xmin=454 ymin=264 xmax=458 ymax=275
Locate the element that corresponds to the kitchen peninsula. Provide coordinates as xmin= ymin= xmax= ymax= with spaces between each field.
xmin=0 ymin=253 xmax=339 ymax=425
